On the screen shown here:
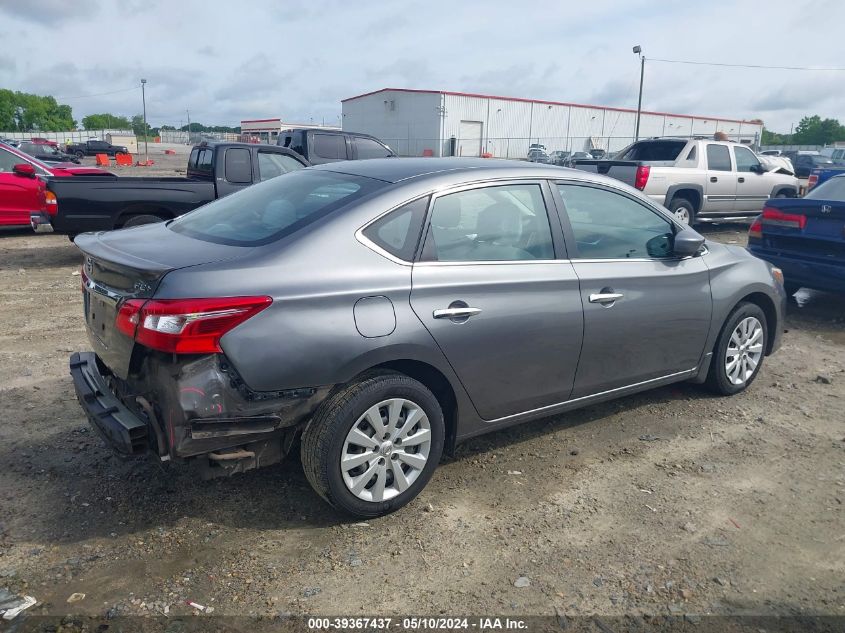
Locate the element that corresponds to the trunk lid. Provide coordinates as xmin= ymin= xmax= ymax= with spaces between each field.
xmin=75 ymin=223 xmax=254 ymax=378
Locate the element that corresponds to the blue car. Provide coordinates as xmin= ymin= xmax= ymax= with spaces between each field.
xmin=748 ymin=174 xmax=845 ymax=294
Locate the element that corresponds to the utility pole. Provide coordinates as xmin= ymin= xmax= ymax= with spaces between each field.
xmin=633 ymin=45 xmax=645 ymax=141
xmin=140 ymin=78 xmax=148 ymax=164
xmin=186 ymin=108 xmax=191 ymax=144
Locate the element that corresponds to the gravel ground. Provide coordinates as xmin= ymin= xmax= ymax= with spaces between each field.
xmin=0 ymin=220 xmax=843 ymax=625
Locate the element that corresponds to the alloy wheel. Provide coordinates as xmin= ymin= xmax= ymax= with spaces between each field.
xmin=340 ymin=398 xmax=432 ymax=503
xmin=725 ymin=316 xmax=764 ymax=385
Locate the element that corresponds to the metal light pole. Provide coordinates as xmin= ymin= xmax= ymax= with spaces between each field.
xmin=140 ymin=78 xmax=148 ymax=164
xmin=633 ymin=45 xmax=644 ymax=141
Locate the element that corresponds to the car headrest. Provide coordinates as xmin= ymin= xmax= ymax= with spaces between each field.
xmin=434 ymin=195 xmax=462 ymax=228
xmin=477 ymin=202 xmax=523 ymax=242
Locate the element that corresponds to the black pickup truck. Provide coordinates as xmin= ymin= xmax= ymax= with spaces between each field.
xmin=66 ymin=139 xmax=130 ymax=158
xmin=42 ymin=142 xmax=309 ymax=236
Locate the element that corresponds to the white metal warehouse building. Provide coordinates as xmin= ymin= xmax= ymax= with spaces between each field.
xmin=341 ymin=88 xmax=764 ymax=159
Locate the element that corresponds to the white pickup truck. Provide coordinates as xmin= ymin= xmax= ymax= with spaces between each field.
xmin=573 ymin=138 xmax=800 ymax=224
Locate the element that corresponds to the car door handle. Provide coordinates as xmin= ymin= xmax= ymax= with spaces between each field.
xmin=589 ymin=292 xmax=624 ymax=304
xmin=433 ymin=307 xmax=482 ymax=319
xmin=710 ymin=177 xmax=718 ymax=183
xmin=738 ymin=177 xmax=745 ymax=183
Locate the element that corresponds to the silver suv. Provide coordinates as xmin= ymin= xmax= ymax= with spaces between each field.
xmin=70 ymin=159 xmax=785 ymax=517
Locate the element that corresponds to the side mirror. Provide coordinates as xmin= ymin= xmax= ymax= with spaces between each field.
xmin=751 ymin=163 xmax=765 ymax=174
xmin=13 ymin=163 xmax=36 ymax=178
xmin=673 ymin=227 xmax=705 ymax=257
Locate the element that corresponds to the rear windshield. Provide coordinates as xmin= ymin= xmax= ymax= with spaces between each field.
xmin=169 ymin=170 xmax=385 ymax=246
xmin=805 ymin=175 xmax=845 ymax=201
xmin=614 ymin=140 xmax=687 ymax=161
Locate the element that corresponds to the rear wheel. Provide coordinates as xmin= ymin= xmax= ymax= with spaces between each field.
xmin=74 ymin=150 xmax=84 ymax=159
xmin=121 ymin=214 xmax=164 ymax=228
xmin=706 ymin=302 xmax=768 ymax=395
xmin=669 ymin=197 xmax=696 ymax=225
xmin=301 ymin=372 xmax=444 ymax=517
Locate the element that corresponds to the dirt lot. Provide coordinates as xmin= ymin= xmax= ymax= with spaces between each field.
xmin=0 ymin=222 xmax=843 ymax=625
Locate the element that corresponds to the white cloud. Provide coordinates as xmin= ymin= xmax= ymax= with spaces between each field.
xmin=0 ymin=0 xmax=843 ymax=131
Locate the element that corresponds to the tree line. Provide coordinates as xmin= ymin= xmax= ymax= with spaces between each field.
xmin=762 ymin=116 xmax=845 ymax=146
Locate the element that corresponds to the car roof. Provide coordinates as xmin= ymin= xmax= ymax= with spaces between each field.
xmin=311 ymin=157 xmax=613 ymax=185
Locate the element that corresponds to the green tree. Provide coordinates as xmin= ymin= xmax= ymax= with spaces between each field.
xmin=761 ymin=128 xmax=786 ymax=145
xmin=0 ymin=89 xmax=75 ymax=131
xmin=792 ymin=115 xmax=845 ymax=145
xmin=131 ymin=114 xmax=151 ymax=137
xmin=81 ymin=113 xmax=132 ymax=130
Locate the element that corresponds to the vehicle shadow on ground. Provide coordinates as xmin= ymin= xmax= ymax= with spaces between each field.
xmin=1 ymin=376 xmax=719 ymax=544
xmin=0 ymin=235 xmax=81 ymax=268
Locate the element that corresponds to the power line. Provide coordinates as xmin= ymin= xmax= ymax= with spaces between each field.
xmin=54 ymin=86 xmax=141 ymax=100
xmin=649 ymin=58 xmax=845 ymax=71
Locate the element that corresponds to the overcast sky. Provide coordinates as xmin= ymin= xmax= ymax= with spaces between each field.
xmin=1 ymin=0 xmax=843 ymax=132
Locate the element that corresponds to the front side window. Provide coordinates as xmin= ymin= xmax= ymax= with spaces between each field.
xmin=257 ymin=151 xmax=304 ymax=181
xmin=362 ymin=196 xmax=429 ymax=261
xmin=557 ymin=184 xmax=675 ymax=259
xmin=170 ymin=170 xmax=385 ymax=246
xmin=734 ymin=146 xmax=761 ymax=172
xmin=424 ymin=184 xmax=555 ymax=262
xmin=354 ymin=137 xmax=392 ymax=159
xmin=313 ymin=133 xmax=346 ymax=160
xmin=706 ymin=144 xmax=732 ymax=171
xmin=0 ymin=147 xmax=20 ymax=171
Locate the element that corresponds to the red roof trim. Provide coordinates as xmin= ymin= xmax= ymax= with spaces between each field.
xmin=240 ymin=118 xmax=282 ymax=123
xmin=341 ymin=88 xmax=761 ymax=126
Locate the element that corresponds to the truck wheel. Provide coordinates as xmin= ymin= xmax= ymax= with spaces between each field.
xmin=74 ymin=151 xmax=84 ymax=159
xmin=669 ymin=198 xmax=696 ymax=225
xmin=301 ymin=371 xmax=445 ymax=518
xmin=706 ymin=302 xmax=768 ymax=396
xmin=122 ymin=214 xmax=163 ymax=228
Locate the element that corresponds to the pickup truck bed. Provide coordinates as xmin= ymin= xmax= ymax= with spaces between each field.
xmin=40 ymin=142 xmax=308 ymax=235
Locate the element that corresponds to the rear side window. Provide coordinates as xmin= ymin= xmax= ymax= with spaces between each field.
xmin=191 ymin=148 xmax=213 ymax=173
xmin=362 ymin=196 xmax=429 ymax=261
xmin=313 ymin=134 xmax=346 ymax=160
xmin=806 ymin=176 xmax=845 ymax=200
xmin=706 ymin=144 xmax=732 ymax=171
xmin=615 ymin=140 xmax=686 ymax=161
xmin=225 ymin=148 xmax=252 ymax=184
xmin=170 ymin=170 xmax=386 ymax=246
xmin=354 ymin=137 xmax=393 ymax=159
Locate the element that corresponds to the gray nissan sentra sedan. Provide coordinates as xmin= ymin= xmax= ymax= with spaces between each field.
xmin=71 ymin=158 xmax=786 ymax=517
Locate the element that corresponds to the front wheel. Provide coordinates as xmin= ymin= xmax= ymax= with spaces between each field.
xmin=669 ymin=198 xmax=696 ymax=225
xmin=74 ymin=151 xmax=84 ymax=159
xmin=301 ymin=372 xmax=445 ymax=517
xmin=706 ymin=302 xmax=768 ymax=395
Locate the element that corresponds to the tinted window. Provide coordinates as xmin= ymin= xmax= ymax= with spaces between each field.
xmin=189 ymin=148 xmax=200 ymax=169
xmin=289 ymin=132 xmax=305 ymax=156
xmin=425 ymin=184 xmax=554 ymax=262
xmin=362 ymin=196 xmax=429 ymax=261
xmin=225 ymin=148 xmax=252 ymax=183
xmin=257 ymin=151 xmax=304 ymax=181
xmin=90 ymin=141 xmax=107 ymax=149
xmin=615 ymin=140 xmax=687 ymax=161
xmin=170 ymin=170 xmax=385 ymax=246
xmin=806 ymin=176 xmax=845 ymax=201
xmin=734 ymin=146 xmax=760 ymax=172
xmin=354 ymin=137 xmax=392 ymax=159
xmin=557 ymin=184 xmax=675 ymax=259
xmin=313 ymin=134 xmax=346 ymax=160
xmin=706 ymin=144 xmax=732 ymax=171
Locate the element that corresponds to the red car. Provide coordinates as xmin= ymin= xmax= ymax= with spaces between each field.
xmin=0 ymin=142 xmax=112 ymax=228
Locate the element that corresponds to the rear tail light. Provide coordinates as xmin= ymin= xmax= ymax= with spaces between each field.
xmin=807 ymin=174 xmax=818 ymax=190
xmin=45 ymin=191 xmax=58 ymax=216
xmin=634 ymin=165 xmax=651 ymax=190
xmin=115 ymin=296 xmax=272 ymax=354
xmin=748 ymin=217 xmax=763 ymax=240
xmin=761 ymin=206 xmax=806 ymax=230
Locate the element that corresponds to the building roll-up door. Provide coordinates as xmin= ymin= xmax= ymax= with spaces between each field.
xmin=458 ymin=121 xmax=483 ymax=157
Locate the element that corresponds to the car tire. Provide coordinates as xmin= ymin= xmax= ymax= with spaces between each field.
xmin=301 ymin=371 xmax=445 ymax=518
xmin=121 ymin=214 xmax=164 ymax=228
xmin=706 ymin=301 xmax=768 ymax=396
xmin=669 ymin=197 xmax=696 ymax=225
xmin=74 ymin=151 xmax=84 ymax=159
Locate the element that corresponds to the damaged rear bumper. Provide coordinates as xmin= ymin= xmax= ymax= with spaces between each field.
xmin=69 ymin=351 xmax=330 ymax=473
xmin=70 ymin=352 xmax=148 ymax=455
